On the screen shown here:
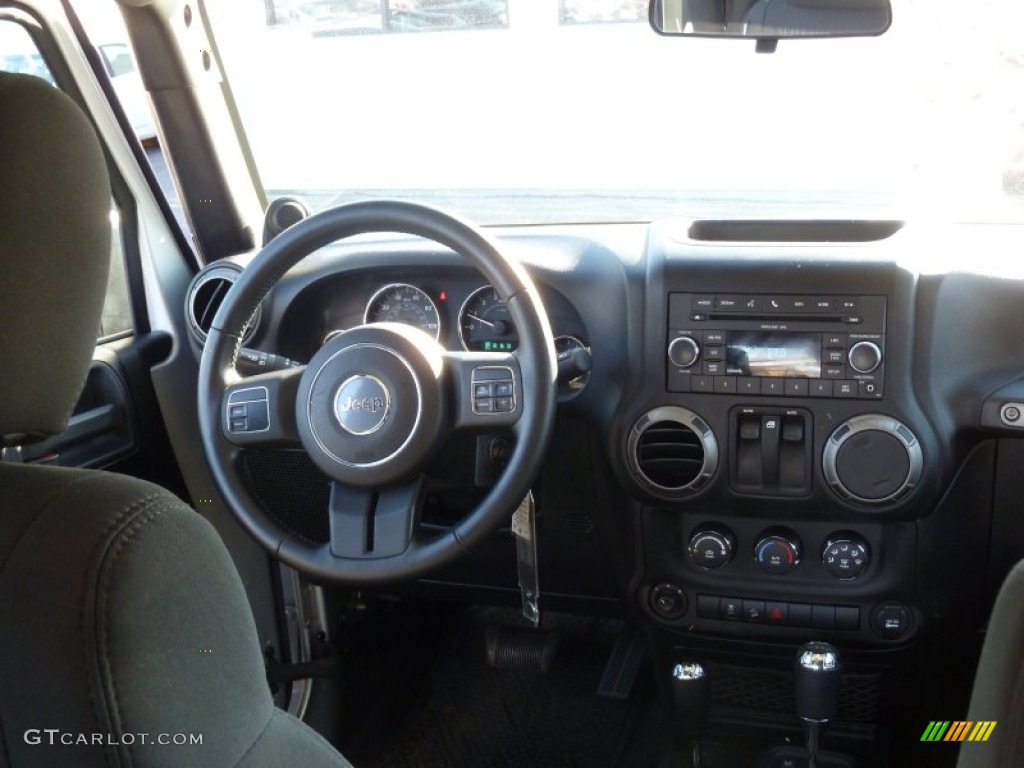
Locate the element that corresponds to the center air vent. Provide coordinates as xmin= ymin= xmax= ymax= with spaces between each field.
xmin=186 ymin=263 xmax=259 ymax=343
xmin=628 ymin=406 xmax=718 ymax=497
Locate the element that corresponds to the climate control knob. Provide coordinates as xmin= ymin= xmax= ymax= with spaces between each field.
xmin=668 ymin=336 xmax=701 ymax=368
xmin=755 ymin=531 xmax=801 ymax=575
xmin=688 ymin=527 xmax=735 ymax=570
xmin=848 ymin=341 xmax=882 ymax=374
xmin=822 ymin=535 xmax=870 ymax=579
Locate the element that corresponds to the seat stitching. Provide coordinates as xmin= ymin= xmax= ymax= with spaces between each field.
xmin=229 ymin=708 xmax=276 ymax=768
xmin=93 ymin=498 xmax=177 ymax=768
xmin=78 ymin=490 xmax=174 ymax=768
xmin=0 ymin=469 xmax=104 ymax=576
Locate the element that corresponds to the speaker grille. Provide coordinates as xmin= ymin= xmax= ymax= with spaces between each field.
xmin=243 ymin=450 xmax=330 ymax=543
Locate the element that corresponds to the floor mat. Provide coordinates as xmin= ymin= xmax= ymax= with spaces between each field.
xmin=372 ymin=608 xmax=637 ymax=768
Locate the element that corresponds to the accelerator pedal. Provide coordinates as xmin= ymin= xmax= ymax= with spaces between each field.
xmin=596 ymin=629 xmax=645 ymax=699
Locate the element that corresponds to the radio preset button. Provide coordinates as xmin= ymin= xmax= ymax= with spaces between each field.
xmin=717 ymin=376 xmax=737 ymax=393
xmin=691 ymin=375 xmax=714 ymax=393
xmin=785 ymin=379 xmax=809 ymax=396
xmin=762 ymin=379 xmax=784 ymax=396
xmin=809 ymin=380 xmax=833 ymax=397
xmin=738 ymin=377 xmax=761 ymax=394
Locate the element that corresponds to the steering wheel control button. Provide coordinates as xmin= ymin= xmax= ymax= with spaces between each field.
xmin=755 ymin=531 xmax=801 ymax=575
xmin=226 ymin=387 xmax=270 ymax=433
xmin=668 ymin=335 xmax=701 ymax=368
xmin=871 ymin=602 xmax=914 ymax=640
xmin=687 ymin=526 xmax=735 ymax=570
xmin=848 ymin=341 xmax=883 ymax=373
xmin=471 ymin=366 xmax=516 ymax=415
xmin=650 ymin=583 xmax=688 ymax=621
xmin=822 ymin=535 xmax=870 ymax=579
xmin=333 ymin=375 xmax=391 ymax=435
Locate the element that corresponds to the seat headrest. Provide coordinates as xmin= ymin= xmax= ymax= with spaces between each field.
xmin=0 ymin=73 xmax=111 ymax=445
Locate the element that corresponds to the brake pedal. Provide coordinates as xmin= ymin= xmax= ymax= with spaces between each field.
xmin=484 ymin=624 xmax=560 ymax=673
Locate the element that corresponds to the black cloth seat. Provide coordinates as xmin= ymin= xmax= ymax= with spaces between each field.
xmin=957 ymin=559 xmax=1024 ymax=768
xmin=0 ymin=72 xmax=350 ymax=767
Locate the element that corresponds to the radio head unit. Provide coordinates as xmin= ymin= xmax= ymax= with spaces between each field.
xmin=666 ymin=293 xmax=886 ymax=400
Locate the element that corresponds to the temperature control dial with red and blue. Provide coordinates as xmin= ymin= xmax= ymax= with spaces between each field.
xmin=755 ymin=531 xmax=801 ymax=575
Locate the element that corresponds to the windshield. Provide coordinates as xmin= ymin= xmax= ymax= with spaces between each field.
xmin=206 ymin=1 xmax=1023 ymax=225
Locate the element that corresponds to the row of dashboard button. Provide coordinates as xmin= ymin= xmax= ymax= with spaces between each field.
xmin=691 ymin=295 xmax=861 ymax=314
xmin=668 ymin=372 xmax=882 ymax=399
xmin=697 ymin=595 xmax=860 ymax=630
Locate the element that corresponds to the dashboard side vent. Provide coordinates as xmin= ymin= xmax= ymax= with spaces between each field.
xmin=186 ymin=264 xmax=259 ymax=343
xmin=628 ymin=407 xmax=718 ymax=496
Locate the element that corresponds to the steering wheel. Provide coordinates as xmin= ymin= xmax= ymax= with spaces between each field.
xmin=197 ymin=201 xmax=557 ymax=583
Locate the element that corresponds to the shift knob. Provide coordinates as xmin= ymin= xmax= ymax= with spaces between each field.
xmin=794 ymin=641 xmax=842 ymax=723
xmin=672 ymin=662 xmax=710 ymax=743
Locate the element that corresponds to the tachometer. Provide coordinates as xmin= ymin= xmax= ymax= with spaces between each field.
xmin=363 ymin=283 xmax=441 ymax=340
xmin=458 ymin=286 xmax=518 ymax=352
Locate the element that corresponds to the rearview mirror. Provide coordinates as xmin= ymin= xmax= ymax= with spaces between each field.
xmin=649 ymin=0 xmax=891 ymax=41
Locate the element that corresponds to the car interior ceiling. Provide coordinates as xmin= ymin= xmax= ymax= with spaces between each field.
xmin=2 ymin=1 xmax=1024 ymax=767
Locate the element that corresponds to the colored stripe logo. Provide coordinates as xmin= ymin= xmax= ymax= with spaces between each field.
xmin=921 ymin=721 xmax=996 ymax=742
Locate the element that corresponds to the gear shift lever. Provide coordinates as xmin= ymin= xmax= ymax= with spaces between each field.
xmin=671 ymin=662 xmax=709 ymax=767
xmin=794 ymin=642 xmax=842 ymax=768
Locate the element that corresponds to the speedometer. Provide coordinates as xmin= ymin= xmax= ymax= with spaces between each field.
xmin=363 ymin=283 xmax=441 ymax=341
xmin=458 ymin=286 xmax=518 ymax=352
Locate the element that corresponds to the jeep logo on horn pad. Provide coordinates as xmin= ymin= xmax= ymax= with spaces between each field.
xmin=333 ymin=375 xmax=391 ymax=435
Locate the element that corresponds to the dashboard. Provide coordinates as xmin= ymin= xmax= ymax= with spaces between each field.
xmin=185 ymin=218 xmax=1024 ymax=673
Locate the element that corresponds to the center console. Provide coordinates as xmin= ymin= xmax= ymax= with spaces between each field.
xmin=622 ymin=234 xmax=942 ymax=655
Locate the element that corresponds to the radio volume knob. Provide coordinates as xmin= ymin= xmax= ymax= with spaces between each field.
xmin=668 ymin=336 xmax=701 ymax=368
xmin=848 ymin=341 xmax=882 ymax=374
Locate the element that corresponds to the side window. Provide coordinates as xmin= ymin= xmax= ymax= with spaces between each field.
xmin=0 ymin=20 xmax=134 ymax=341
xmin=99 ymin=43 xmax=135 ymax=78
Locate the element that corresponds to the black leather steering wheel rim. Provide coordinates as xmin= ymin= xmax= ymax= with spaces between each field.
xmin=197 ymin=200 xmax=557 ymax=583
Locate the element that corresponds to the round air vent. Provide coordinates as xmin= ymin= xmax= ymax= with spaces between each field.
xmin=186 ymin=263 xmax=259 ymax=343
xmin=822 ymin=414 xmax=923 ymax=505
xmin=628 ymin=406 xmax=718 ymax=497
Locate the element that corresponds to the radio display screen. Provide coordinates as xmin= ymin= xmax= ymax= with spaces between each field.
xmin=726 ymin=332 xmax=821 ymax=378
